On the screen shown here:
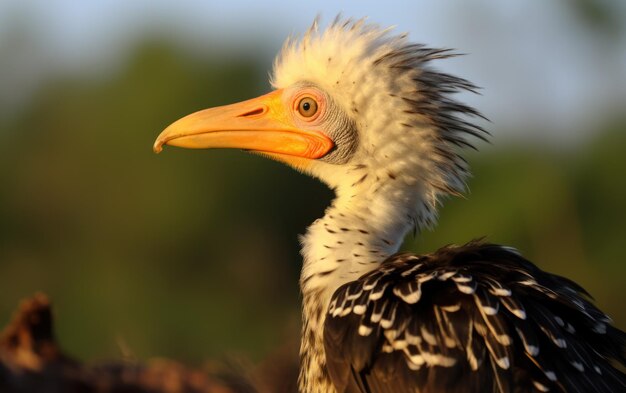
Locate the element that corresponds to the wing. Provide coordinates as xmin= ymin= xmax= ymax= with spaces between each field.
xmin=323 ymin=242 xmax=626 ymax=393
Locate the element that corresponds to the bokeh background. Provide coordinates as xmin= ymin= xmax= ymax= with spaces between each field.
xmin=1 ymin=0 xmax=625 ymax=367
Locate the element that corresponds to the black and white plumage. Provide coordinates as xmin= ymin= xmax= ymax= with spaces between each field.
xmin=154 ymin=16 xmax=626 ymax=393
xmin=324 ymin=242 xmax=625 ymax=393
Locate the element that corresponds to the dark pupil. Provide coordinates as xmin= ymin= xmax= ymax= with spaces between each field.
xmin=302 ymin=101 xmax=310 ymax=111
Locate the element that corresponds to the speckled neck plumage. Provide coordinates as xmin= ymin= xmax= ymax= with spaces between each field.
xmin=298 ymin=182 xmax=415 ymax=392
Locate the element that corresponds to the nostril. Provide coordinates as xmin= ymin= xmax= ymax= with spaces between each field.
xmin=238 ymin=107 xmax=265 ymax=117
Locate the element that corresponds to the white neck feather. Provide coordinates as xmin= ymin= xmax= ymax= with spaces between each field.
xmin=297 ymin=176 xmax=423 ymax=392
xmin=300 ymin=176 xmax=419 ymax=308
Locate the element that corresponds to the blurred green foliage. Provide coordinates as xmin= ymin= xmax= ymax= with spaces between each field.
xmin=0 ymin=39 xmax=624 ymax=366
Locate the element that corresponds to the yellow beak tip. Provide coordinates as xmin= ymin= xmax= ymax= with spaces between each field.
xmin=153 ymin=140 xmax=164 ymax=154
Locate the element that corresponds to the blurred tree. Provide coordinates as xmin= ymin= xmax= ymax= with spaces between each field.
xmin=569 ymin=0 xmax=624 ymax=39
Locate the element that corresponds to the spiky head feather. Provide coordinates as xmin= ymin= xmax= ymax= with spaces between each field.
xmin=272 ymin=17 xmax=488 ymax=229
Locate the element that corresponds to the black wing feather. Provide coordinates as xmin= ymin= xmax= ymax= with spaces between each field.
xmin=323 ymin=242 xmax=626 ymax=393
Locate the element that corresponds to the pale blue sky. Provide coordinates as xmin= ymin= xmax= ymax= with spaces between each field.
xmin=1 ymin=0 xmax=625 ymax=144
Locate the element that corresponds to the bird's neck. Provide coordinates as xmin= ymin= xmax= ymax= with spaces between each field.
xmin=300 ymin=202 xmax=410 ymax=301
xmin=298 ymin=185 xmax=417 ymax=392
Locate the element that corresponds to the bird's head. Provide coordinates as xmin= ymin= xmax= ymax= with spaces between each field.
xmin=154 ymin=17 xmax=487 ymax=229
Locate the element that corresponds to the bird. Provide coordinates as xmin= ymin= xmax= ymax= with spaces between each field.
xmin=153 ymin=16 xmax=626 ymax=393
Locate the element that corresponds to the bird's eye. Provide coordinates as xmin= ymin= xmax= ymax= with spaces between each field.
xmin=297 ymin=97 xmax=318 ymax=118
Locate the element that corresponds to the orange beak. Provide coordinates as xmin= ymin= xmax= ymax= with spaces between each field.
xmin=153 ymin=89 xmax=334 ymax=159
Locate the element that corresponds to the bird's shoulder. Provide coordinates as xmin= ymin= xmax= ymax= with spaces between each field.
xmin=323 ymin=241 xmax=626 ymax=393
